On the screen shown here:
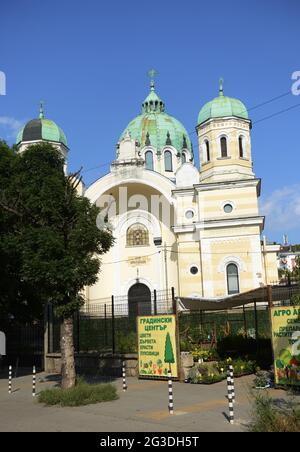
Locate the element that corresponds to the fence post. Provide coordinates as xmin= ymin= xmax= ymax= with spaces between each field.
xmin=104 ymin=304 xmax=107 ymax=346
xmin=171 ymin=287 xmax=176 ymax=315
xmin=76 ymin=310 xmax=80 ymax=353
xmin=154 ymin=289 xmax=157 ymax=315
xmin=242 ymin=304 xmax=247 ymax=337
xmin=254 ymin=301 xmax=259 ymax=340
xmin=47 ymin=303 xmax=54 ymax=354
xmin=267 ymin=285 xmax=273 ymax=308
xmin=111 ymin=296 xmax=115 ymax=355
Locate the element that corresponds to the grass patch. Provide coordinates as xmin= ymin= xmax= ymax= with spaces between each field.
xmin=249 ymin=391 xmax=300 ymax=432
xmin=38 ymin=379 xmax=119 ymax=407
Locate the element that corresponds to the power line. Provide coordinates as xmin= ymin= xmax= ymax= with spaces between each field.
xmin=253 ymin=102 xmax=300 ymax=124
xmin=189 ymin=99 xmax=300 ymax=154
xmin=100 ymin=245 xmax=276 ymax=264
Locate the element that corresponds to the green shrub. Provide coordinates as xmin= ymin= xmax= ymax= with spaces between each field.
xmin=38 ymin=380 xmax=119 ymax=407
xmin=115 ymin=331 xmax=137 ymax=353
xmin=179 ymin=339 xmax=193 ymax=352
xmin=249 ymin=392 xmax=300 ymax=432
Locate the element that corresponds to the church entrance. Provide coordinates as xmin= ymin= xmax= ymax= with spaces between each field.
xmin=128 ymin=283 xmax=152 ymax=318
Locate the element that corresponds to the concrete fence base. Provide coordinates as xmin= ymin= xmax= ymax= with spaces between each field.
xmin=45 ymin=353 xmax=138 ymax=377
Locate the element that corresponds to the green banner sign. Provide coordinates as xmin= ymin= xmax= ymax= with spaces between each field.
xmin=271 ymin=306 xmax=300 ymax=386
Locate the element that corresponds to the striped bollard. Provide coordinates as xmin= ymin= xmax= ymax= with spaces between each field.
xmin=32 ymin=365 xmax=36 ymax=397
xmin=227 ymin=370 xmax=234 ymax=424
xmin=122 ymin=361 xmax=127 ymax=392
xmin=8 ymin=365 xmax=12 ymax=394
xmin=229 ymin=364 xmax=235 ymax=404
xmin=168 ymin=369 xmax=174 ymax=415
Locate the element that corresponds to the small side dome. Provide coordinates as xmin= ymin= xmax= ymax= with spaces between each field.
xmin=16 ymin=102 xmax=68 ymax=147
xmin=198 ymin=79 xmax=248 ymax=125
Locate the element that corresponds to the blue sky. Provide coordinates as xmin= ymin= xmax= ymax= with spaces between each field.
xmin=0 ymin=0 xmax=299 ymax=243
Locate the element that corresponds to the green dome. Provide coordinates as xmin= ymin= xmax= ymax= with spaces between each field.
xmin=198 ymin=80 xmax=248 ymax=125
xmin=16 ymin=103 xmax=67 ymax=147
xmin=120 ymin=81 xmax=192 ymax=157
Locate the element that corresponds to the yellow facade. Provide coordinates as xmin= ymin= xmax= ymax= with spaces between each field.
xmin=84 ymin=120 xmax=279 ymax=306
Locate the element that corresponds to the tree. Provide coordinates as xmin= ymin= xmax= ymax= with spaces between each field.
xmin=0 ymin=141 xmax=43 ymax=327
xmin=164 ymin=332 xmax=175 ymax=370
xmin=0 ymin=142 xmax=114 ymax=388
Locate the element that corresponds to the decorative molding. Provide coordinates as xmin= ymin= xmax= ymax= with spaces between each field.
xmin=218 ymin=255 xmax=246 ymax=273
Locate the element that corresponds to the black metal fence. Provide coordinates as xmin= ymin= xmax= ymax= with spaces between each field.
xmin=47 ymin=289 xmax=175 ymax=355
xmin=46 ymin=284 xmax=300 ymax=356
xmin=0 ymin=319 xmax=44 ymax=370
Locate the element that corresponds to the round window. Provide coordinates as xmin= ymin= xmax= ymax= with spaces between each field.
xmin=190 ymin=266 xmax=199 ymax=275
xmin=185 ymin=210 xmax=194 ymax=220
xmin=224 ymin=203 xmax=233 ymax=213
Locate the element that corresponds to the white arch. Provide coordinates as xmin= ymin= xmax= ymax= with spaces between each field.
xmin=85 ymin=169 xmax=175 ymax=206
xmin=113 ymin=209 xmax=161 ymax=239
xmin=124 ymin=277 xmax=155 ymax=295
xmin=218 ymin=133 xmax=230 ymax=158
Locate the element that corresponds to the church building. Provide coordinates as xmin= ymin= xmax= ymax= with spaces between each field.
xmin=16 ymin=76 xmax=279 ymax=312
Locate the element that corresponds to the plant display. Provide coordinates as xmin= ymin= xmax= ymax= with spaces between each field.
xmin=190 ymin=346 xmax=219 ymax=362
xmin=191 ymin=373 xmax=224 ymax=385
xmin=217 ymin=358 xmax=256 ymax=377
xmin=187 ymin=356 xmax=257 ymax=384
xmin=253 ymin=371 xmax=271 ymax=389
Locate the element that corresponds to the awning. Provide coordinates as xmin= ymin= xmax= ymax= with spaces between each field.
xmin=176 ymin=285 xmax=299 ymax=311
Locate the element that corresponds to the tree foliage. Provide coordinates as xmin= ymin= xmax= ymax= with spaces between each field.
xmin=0 ymin=141 xmax=114 ymax=319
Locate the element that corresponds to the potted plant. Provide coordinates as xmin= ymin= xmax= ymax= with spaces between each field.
xmin=254 ymin=370 xmax=270 ymax=389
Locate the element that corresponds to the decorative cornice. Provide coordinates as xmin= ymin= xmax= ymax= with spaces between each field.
xmin=194 ymin=178 xmax=261 ymax=196
xmin=194 ymin=215 xmax=265 ymax=230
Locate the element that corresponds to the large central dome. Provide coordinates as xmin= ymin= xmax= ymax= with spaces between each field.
xmin=120 ymin=80 xmax=193 ymax=158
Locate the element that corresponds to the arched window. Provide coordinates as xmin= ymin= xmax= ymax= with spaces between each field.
xmin=205 ymin=140 xmax=210 ymax=162
xmin=220 ymin=136 xmax=228 ymax=158
xmin=164 ymin=150 xmax=173 ymax=172
xmin=227 ymin=263 xmax=240 ymax=295
xmin=145 ymin=151 xmax=154 ymax=170
xmin=239 ymin=136 xmax=245 ymax=158
xmin=182 ymin=152 xmax=187 ymax=164
xmin=126 ymin=223 xmax=149 ymax=247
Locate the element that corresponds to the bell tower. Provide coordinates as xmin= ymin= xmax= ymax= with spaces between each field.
xmin=197 ymin=80 xmax=254 ymax=183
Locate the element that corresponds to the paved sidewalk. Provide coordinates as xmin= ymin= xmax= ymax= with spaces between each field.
xmin=0 ymin=372 xmax=288 ymax=432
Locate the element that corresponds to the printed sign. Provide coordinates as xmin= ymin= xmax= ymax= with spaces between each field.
xmin=270 ymin=306 xmax=300 ymax=386
xmin=137 ymin=314 xmax=178 ymax=378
